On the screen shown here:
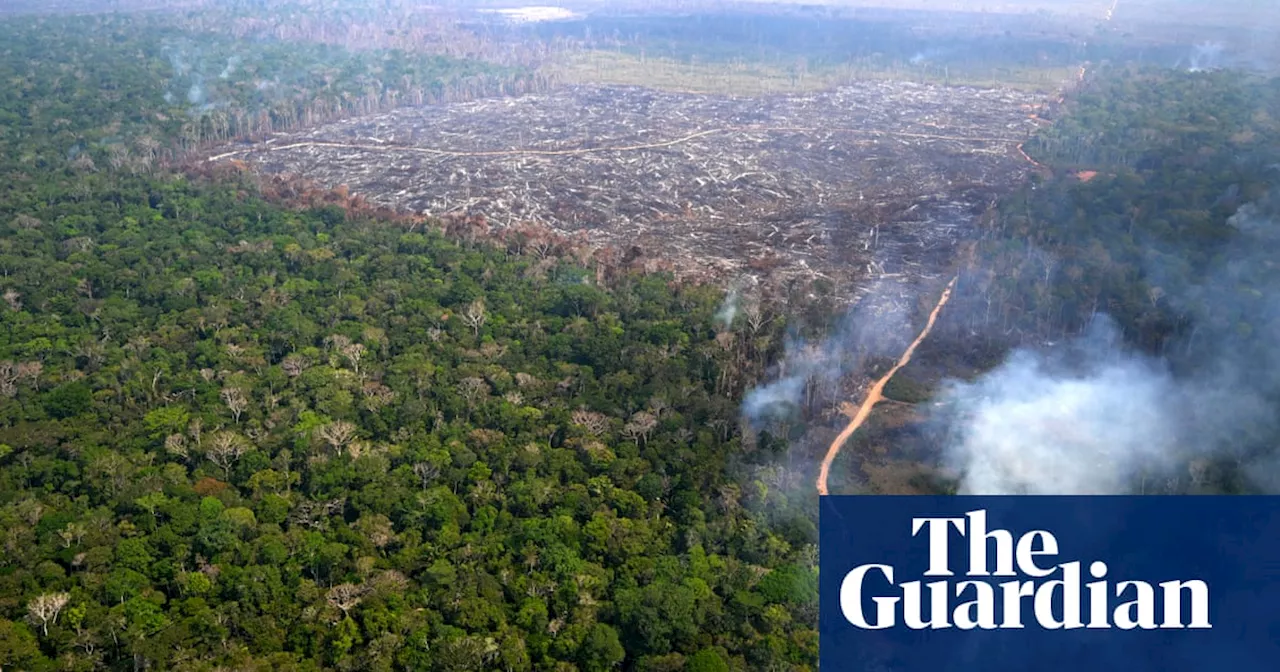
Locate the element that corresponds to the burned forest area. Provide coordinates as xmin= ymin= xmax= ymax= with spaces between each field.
xmin=207 ymin=81 xmax=1046 ymax=299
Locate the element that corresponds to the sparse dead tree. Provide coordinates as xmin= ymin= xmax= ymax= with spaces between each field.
xmin=622 ymin=411 xmax=658 ymax=446
xmin=164 ymin=434 xmax=189 ymax=461
xmin=462 ymin=299 xmax=487 ymax=336
xmin=2 ymin=289 xmax=22 ymax=311
xmin=457 ymin=377 xmax=489 ymax=407
xmin=571 ymin=409 xmax=610 ymax=437
xmin=529 ymin=236 xmax=555 ymax=259
xmin=479 ymin=342 xmax=507 ymax=360
xmin=347 ymin=441 xmax=386 ymax=460
xmin=0 ymin=362 xmax=18 ymax=398
xmin=206 ymin=431 xmax=252 ymax=479
xmin=1188 ymin=459 xmax=1210 ymax=488
xmin=220 ymin=387 xmax=248 ymax=423
xmin=325 ymin=334 xmax=352 ymax=353
xmin=188 ymin=417 xmax=203 ymax=449
xmin=316 ymin=421 xmax=358 ymax=457
xmin=1148 ymin=286 xmax=1165 ymax=308
xmin=412 ymin=462 xmax=440 ymax=490
xmin=27 ymin=592 xmax=70 ymax=635
xmin=15 ymin=361 xmax=41 ymax=389
xmin=361 ymin=381 xmax=396 ymax=411
xmin=290 ymin=497 xmax=346 ymax=530
xmin=281 ymin=354 xmax=310 ymax=377
xmin=11 ymin=214 xmax=41 ymax=231
xmin=327 ymin=583 xmax=369 ymax=618
xmin=744 ymin=300 xmax=772 ymax=336
xmin=340 ymin=342 xmax=366 ymax=377
xmin=57 ymin=522 xmax=86 ymax=549
xmin=15 ymin=499 xmax=43 ymax=526
xmin=136 ymin=135 xmax=160 ymax=160
xmin=468 ymin=480 xmax=499 ymax=508
xmin=106 ymin=144 xmax=130 ymax=172
xmin=356 ymin=514 xmax=396 ymax=550
xmin=71 ymin=154 xmax=96 ymax=173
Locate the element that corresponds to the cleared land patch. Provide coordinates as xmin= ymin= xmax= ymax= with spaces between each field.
xmin=209 ymin=82 xmax=1046 ymax=295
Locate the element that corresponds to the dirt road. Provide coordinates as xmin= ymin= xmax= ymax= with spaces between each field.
xmin=815 ymin=276 xmax=957 ymax=496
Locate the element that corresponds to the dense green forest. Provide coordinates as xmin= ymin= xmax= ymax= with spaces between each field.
xmin=0 ymin=12 xmax=813 ymax=672
xmin=0 ymin=13 xmax=544 ymax=170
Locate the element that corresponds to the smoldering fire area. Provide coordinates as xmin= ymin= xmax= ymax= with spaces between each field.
xmin=931 ymin=190 xmax=1280 ymax=496
xmin=736 ymin=184 xmax=1280 ymax=498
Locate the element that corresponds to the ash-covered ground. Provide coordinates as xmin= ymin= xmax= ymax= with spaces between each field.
xmin=209 ymin=82 xmax=1046 ymax=296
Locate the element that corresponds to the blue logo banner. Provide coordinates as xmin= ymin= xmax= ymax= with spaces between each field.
xmin=819 ymin=496 xmax=1280 ymax=671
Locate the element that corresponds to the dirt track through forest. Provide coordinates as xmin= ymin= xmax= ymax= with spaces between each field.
xmin=815 ymin=275 xmax=957 ymax=496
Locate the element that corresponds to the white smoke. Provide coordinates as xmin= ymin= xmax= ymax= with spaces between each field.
xmin=714 ymin=287 xmax=741 ymax=331
xmin=908 ymin=47 xmax=949 ymax=65
xmin=219 ymin=55 xmax=241 ymax=80
xmin=938 ymin=318 xmax=1184 ymax=494
xmin=742 ymin=341 xmax=826 ymax=425
xmin=742 ymin=279 xmax=912 ymax=428
xmin=187 ymin=73 xmax=206 ymax=105
xmin=166 ymin=47 xmax=191 ymax=77
xmin=715 ymin=277 xmax=758 ymax=331
xmin=161 ymin=40 xmax=216 ymax=113
xmin=936 ymin=191 xmax=1280 ymax=495
xmin=1186 ymin=41 xmax=1224 ymax=72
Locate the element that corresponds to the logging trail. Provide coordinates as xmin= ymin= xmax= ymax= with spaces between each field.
xmin=815 ymin=276 xmax=956 ymax=496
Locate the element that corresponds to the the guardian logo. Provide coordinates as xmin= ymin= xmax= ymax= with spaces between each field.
xmin=840 ymin=509 xmax=1212 ymax=631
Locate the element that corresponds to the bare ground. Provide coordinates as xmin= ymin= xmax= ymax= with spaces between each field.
xmin=207 ymin=81 xmax=1046 ymax=298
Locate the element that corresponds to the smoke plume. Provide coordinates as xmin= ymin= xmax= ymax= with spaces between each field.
xmin=715 ymin=277 xmax=760 ymax=331
xmin=1185 ymin=41 xmax=1225 ymax=72
xmin=935 ymin=191 xmax=1280 ymax=495
xmin=742 ymin=279 xmax=911 ymax=428
xmin=219 ymin=55 xmax=241 ymax=80
xmin=160 ymin=40 xmax=220 ymax=112
xmin=714 ymin=286 xmax=742 ymax=331
xmin=936 ymin=317 xmax=1184 ymax=494
xmin=187 ymin=72 xmax=206 ymax=106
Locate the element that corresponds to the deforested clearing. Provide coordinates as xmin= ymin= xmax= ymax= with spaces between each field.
xmin=209 ymin=81 xmax=1047 ymax=297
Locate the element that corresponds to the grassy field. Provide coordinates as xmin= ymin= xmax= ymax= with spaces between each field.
xmin=548 ymin=49 xmax=1082 ymax=95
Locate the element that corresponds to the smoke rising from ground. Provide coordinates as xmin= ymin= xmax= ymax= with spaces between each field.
xmin=935 ymin=191 xmax=1280 ymax=495
xmin=714 ymin=286 xmax=742 ymax=331
xmin=220 ymin=55 xmax=241 ymax=79
xmin=187 ymin=72 xmax=206 ymax=106
xmin=1178 ymin=41 xmax=1225 ymax=71
xmin=936 ymin=318 xmax=1185 ymax=494
xmin=161 ymin=40 xmax=231 ymax=113
xmin=742 ymin=279 xmax=912 ymax=428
